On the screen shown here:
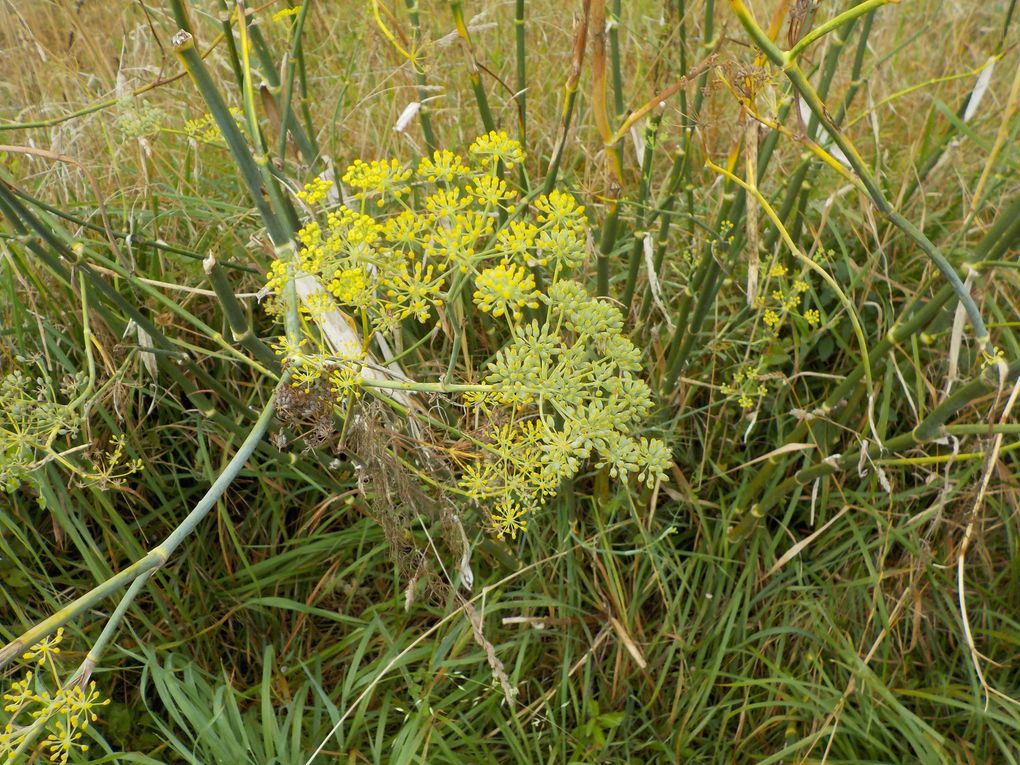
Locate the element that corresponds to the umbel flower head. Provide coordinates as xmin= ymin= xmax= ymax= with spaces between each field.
xmin=2 ymin=628 xmax=111 ymax=763
xmin=469 ymin=130 xmax=526 ymax=170
xmin=473 ymin=262 xmax=540 ymax=321
xmin=263 ymin=133 xmax=670 ymax=541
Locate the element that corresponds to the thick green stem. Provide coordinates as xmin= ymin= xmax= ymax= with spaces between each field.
xmin=765 ymin=13 xmax=866 ymax=250
xmin=787 ymin=0 xmax=896 ymax=61
xmin=167 ymin=0 xmax=193 ymax=33
xmin=73 ymin=571 xmax=154 ymax=686
xmin=174 ymin=31 xmax=290 ymax=246
xmin=515 ymin=0 xmax=526 ymax=142
xmin=362 ymin=378 xmax=489 ymax=394
xmin=174 ymin=28 xmax=301 ymax=345
xmin=207 ymin=257 xmax=279 ymax=369
xmin=597 ymin=189 xmax=621 ymax=297
xmin=215 ymin=2 xmax=246 ymax=91
xmin=451 ymin=1 xmax=496 ymax=134
xmin=609 ymin=0 xmax=625 ymax=118
xmin=243 ymin=6 xmax=318 ymax=164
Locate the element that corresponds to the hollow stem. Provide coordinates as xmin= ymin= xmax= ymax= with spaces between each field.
xmin=451 ymin=0 xmax=496 ymax=133
xmin=403 ymin=0 xmax=438 ymax=152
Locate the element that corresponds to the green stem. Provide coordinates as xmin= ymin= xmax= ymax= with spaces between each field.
xmin=943 ymin=423 xmax=1020 ymax=437
xmin=206 ymin=257 xmax=279 ymax=369
xmin=787 ymin=0 xmax=896 ymax=61
xmin=597 ymin=189 xmax=621 ymax=297
xmin=173 ymin=31 xmax=290 ymax=246
xmin=244 ymin=7 xmax=318 ymax=164
xmin=362 ymin=378 xmax=490 ymax=394
xmin=214 ymin=0 xmax=246 ymax=92
xmin=544 ymin=0 xmax=590 ymax=194
xmin=271 ymin=0 xmax=322 ymax=164
xmin=174 ymin=27 xmax=301 ymax=345
xmin=167 ymin=0 xmax=193 ymax=33
xmin=451 ymin=1 xmax=496 ymax=133
xmin=765 ymin=12 xmax=866 ymax=249
xmin=404 ymin=0 xmax=438 ymax=152
xmin=73 ymin=570 xmax=154 ymax=684
xmin=609 ymin=0 xmax=625 ymax=118
xmin=515 ymin=0 xmax=527 ymax=142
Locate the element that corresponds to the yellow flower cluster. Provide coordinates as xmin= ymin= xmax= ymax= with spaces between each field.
xmin=270 ymin=335 xmax=366 ymax=400
xmin=496 ymin=220 xmax=538 ymax=261
xmin=534 ymin=189 xmax=586 ymax=233
xmin=425 ymin=187 xmax=471 ymax=219
xmin=265 ymin=134 xmax=670 ymax=540
xmin=416 ymin=149 xmax=471 ymax=183
xmin=721 ymin=366 xmax=769 ymax=410
xmin=326 ymin=267 xmax=368 ymax=304
xmin=271 ymin=5 xmax=302 ymax=22
xmin=183 ymin=107 xmax=246 ymax=144
xmin=21 ymin=628 xmax=64 ymax=665
xmin=473 ymin=262 xmax=540 ymax=320
xmin=490 ymin=499 xmax=529 ymax=539
xmin=469 ymin=130 xmax=526 ymax=170
xmin=981 ymin=345 xmax=1006 ymax=370
xmin=456 ymin=420 xmax=565 ymax=538
xmin=297 ymin=176 xmax=333 ymax=205
xmin=343 ymin=158 xmax=411 ymax=207
xmin=755 ymin=262 xmax=819 ymax=333
xmin=2 ymin=628 xmax=111 ymax=763
xmin=268 ymin=132 xmax=586 ymax=334
xmin=469 ymin=175 xmax=517 ymax=207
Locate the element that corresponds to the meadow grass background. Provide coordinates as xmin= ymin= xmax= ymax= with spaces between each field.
xmin=2 ymin=0 xmax=1020 ymax=762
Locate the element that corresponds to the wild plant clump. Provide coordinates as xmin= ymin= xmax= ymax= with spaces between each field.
xmin=0 ymin=369 xmax=85 ymax=495
xmin=0 ymin=366 xmax=142 ymax=498
xmin=3 ymin=1 xmax=1019 ymax=761
xmin=263 ymin=133 xmax=671 ymax=539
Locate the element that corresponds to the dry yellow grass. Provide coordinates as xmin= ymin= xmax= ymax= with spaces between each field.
xmin=2 ymin=1 xmax=1007 ymax=199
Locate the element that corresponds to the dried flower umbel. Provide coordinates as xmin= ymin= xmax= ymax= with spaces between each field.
xmin=264 ymin=135 xmax=671 ymax=539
